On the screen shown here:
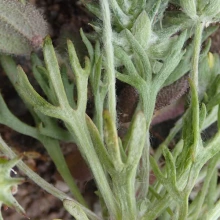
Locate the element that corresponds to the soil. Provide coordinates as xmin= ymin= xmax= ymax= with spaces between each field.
xmin=0 ymin=1 xmax=219 ymax=220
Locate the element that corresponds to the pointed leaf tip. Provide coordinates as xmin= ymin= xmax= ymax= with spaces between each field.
xmin=43 ymin=35 xmax=52 ymax=46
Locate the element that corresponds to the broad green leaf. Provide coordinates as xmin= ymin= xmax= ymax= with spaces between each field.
xmin=180 ymin=0 xmax=197 ymax=19
xmin=131 ymin=10 xmax=151 ymax=48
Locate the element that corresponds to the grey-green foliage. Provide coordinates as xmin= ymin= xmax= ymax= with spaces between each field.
xmin=84 ymin=0 xmax=220 ymax=89
xmin=0 ymin=0 xmax=48 ymax=55
xmin=1 ymin=0 xmax=220 ymax=220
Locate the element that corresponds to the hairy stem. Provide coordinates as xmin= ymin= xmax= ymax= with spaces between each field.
xmin=100 ymin=0 xmax=117 ymax=124
xmin=64 ymin=111 xmax=119 ymax=219
xmin=191 ymin=22 xmax=204 ymax=88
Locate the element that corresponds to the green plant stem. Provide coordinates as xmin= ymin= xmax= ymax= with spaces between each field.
xmin=0 ymin=136 xmax=101 ymax=220
xmin=94 ymin=93 xmax=105 ymax=138
xmin=189 ymin=154 xmax=219 ymax=219
xmin=175 ymin=23 xmax=205 ymax=220
xmin=108 ymin=111 xmax=146 ymax=219
xmin=204 ymin=199 xmax=220 ymax=220
xmin=100 ymin=0 xmax=117 ymax=124
xmin=137 ymin=131 xmax=150 ymax=199
xmin=189 ymin=78 xmax=200 ymax=157
xmin=192 ymin=22 xmax=204 ymax=88
xmin=112 ymin=171 xmax=137 ymax=219
xmin=178 ymin=194 xmax=189 ymax=220
xmin=64 ymin=112 xmax=119 ymax=219
xmin=206 ymin=168 xmax=218 ymax=210
xmin=140 ymin=89 xmax=156 ymax=129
